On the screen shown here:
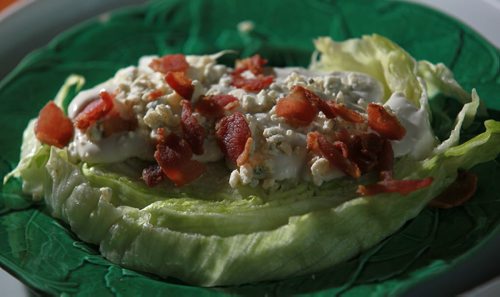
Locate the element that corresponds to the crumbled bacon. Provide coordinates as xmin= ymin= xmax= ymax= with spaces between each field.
xmin=180 ymin=100 xmax=205 ymax=155
xmin=209 ymin=94 xmax=239 ymax=109
xmin=154 ymin=131 xmax=205 ymax=186
xmin=307 ymin=132 xmax=361 ymax=178
xmin=74 ymin=90 xmax=114 ymax=131
xmin=142 ymin=164 xmax=165 ymax=187
xmin=357 ymin=175 xmax=433 ymax=196
xmin=149 ymin=54 xmax=189 ymax=74
xmin=195 ymin=94 xmax=239 ymax=119
xmin=165 ymin=71 xmax=193 ymax=100
xmin=148 ymin=89 xmax=165 ymax=101
xmin=429 ymin=170 xmax=477 ymax=208
xmin=34 ymin=101 xmax=73 ymax=148
xmin=234 ymin=54 xmax=268 ymax=75
xmin=215 ymin=112 xmax=252 ymax=164
xmin=367 ymin=103 xmax=406 ymax=140
xmin=296 ymin=86 xmax=336 ymax=119
xmin=231 ymin=54 xmax=274 ymax=93
xmin=276 ymin=86 xmax=318 ymax=126
xmin=231 ymin=75 xmax=274 ymax=93
xmin=347 ymin=133 xmax=384 ymax=173
xmin=376 ymin=138 xmax=394 ymax=173
xmin=328 ymin=102 xmax=364 ymax=123
xmin=236 ymin=137 xmax=253 ymax=166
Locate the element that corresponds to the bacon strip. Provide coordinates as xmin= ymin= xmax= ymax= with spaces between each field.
xmin=154 ymin=131 xmax=205 ymax=186
xmin=231 ymin=75 xmax=274 ymax=93
xmin=142 ymin=164 xmax=165 ymax=187
xmin=231 ymin=54 xmax=274 ymax=93
xmin=180 ymin=100 xmax=205 ymax=155
xmin=367 ymin=103 xmax=406 ymax=140
xmin=429 ymin=171 xmax=477 ymax=208
xmin=149 ymin=54 xmax=189 ymax=74
xmin=357 ymin=176 xmax=433 ymax=196
xmin=328 ymin=102 xmax=364 ymax=123
xmin=165 ymin=71 xmax=194 ymax=100
xmin=307 ymin=132 xmax=361 ymax=178
xmin=296 ymin=86 xmax=336 ymax=119
xmin=215 ymin=112 xmax=252 ymax=164
xmin=234 ymin=54 xmax=268 ymax=75
xmin=276 ymin=86 xmax=318 ymax=127
xmin=74 ymin=90 xmax=114 ymax=130
xmin=236 ymin=137 xmax=253 ymax=166
xmin=346 ymin=133 xmax=383 ymax=173
xmin=195 ymin=94 xmax=239 ymax=119
xmin=148 ymin=89 xmax=165 ymax=101
xmin=34 ymin=101 xmax=73 ymax=148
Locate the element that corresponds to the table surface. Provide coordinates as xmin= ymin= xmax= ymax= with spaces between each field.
xmin=0 ymin=0 xmax=498 ymax=296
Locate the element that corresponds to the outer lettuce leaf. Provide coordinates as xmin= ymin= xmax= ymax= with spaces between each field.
xmin=417 ymin=60 xmax=470 ymax=105
xmin=53 ymin=74 xmax=86 ymax=113
xmin=13 ymin=119 xmax=500 ymax=286
xmin=3 ymin=74 xmax=85 ymax=196
xmin=3 ymin=120 xmax=48 ymax=199
xmin=311 ymin=34 xmax=422 ymax=106
xmin=311 ymin=35 xmax=477 ymax=114
xmin=433 ymin=89 xmax=480 ymax=154
xmin=417 ymin=60 xmax=488 ymax=119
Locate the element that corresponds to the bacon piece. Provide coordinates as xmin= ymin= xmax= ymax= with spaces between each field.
xmin=142 ymin=164 xmax=165 ymax=187
xmin=215 ymin=112 xmax=252 ymax=164
xmin=276 ymin=86 xmax=318 ymax=126
xmin=236 ymin=137 xmax=253 ymax=166
xmin=155 ymin=131 xmax=192 ymax=166
xmin=74 ymin=90 xmax=114 ymax=131
xmin=376 ymin=138 xmax=394 ymax=173
xmin=429 ymin=171 xmax=477 ymax=209
xmin=231 ymin=75 xmax=274 ymax=93
xmin=357 ymin=176 xmax=433 ymax=196
xmin=347 ymin=133 xmax=382 ymax=173
xmin=165 ymin=71 xmax=193 ymax=99
xmin=328 ymin=102 xmax=364 ymax=123
xmin=367 ymin=103 xmax=406 ymax=140
xmin=149 ymin=54 xmax=189 ymax=74
xmin=162 ymin=160 xmax=206 ymax=187
xmin=209 ymin=94 xmax=239 ymax=109
xmin=148 ymin=89 xmax=165 ymax=101
xmin=307 ymin=132 xmax=361 ymax=178
xmin=295 ymin=86 xmax=336 ymax=119
xmin=180 ymin=100 xmax=205 ymax=155
xmin=231 ymin=54 xmax=274 ymax=92
xmin=34 ymin=101 xmax=73 ymax=148
xmin=154 ymin=131 xmax=205 ymax=186
xmin=234 ymin=54 xmax=268 ymax=75
xmin=195 ymin=94 xmax=239 ymax=119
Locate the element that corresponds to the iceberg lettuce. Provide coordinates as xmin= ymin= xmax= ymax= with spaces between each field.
xmin=6 ymin=36 xmax=500 ymax=286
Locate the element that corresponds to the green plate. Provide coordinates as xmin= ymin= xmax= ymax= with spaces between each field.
xmin=1 ymin=0 xmax=499 ymax=296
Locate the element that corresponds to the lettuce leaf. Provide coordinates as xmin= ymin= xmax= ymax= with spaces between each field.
xmin=311 ymin=34 xmax=422 ymax=106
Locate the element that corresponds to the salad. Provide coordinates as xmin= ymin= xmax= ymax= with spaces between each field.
xmin=5 ymin=34 xmax=500 ymax=286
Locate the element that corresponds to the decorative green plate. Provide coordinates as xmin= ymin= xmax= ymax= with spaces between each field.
xmin=1 ymin=0 xmax=499 ymax=296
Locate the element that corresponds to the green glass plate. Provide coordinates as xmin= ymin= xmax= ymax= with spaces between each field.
xmin=1 ymin=0 xmax=499 ymax=296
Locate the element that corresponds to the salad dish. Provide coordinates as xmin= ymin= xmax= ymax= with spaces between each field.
xmin=1 ymin=0 xmax=500 ymax=295
xmin=6 ymin=34 xmax=500 ymax=286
